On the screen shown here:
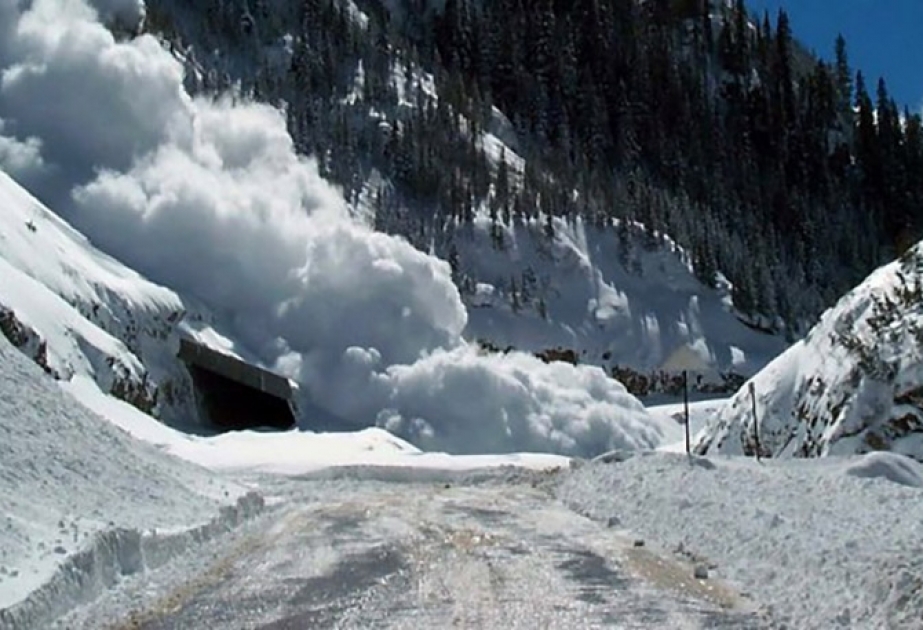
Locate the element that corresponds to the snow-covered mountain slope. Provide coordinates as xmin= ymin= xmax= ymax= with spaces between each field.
xmin=0 ymin=170 xmax=190 ymax=417
xmin=0 ymin=334 xmax=260 ymax=629
xmin=696 ymin=243 xmax=923 ymax=460
xmin=141 ymin=0 xmax=788 ymax=395
xmin=455 ymin=214 xmax=786 ymax=388
xmin=0 ymin=168 xmax=253 ymax=432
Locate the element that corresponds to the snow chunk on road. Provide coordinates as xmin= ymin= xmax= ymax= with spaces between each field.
xmin=841 ymin=452 xmax=923 ymax=488
xmin=559 ymin=452 xmax=923 ymax=629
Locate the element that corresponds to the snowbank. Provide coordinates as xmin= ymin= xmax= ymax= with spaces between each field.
xmin=0 ymin=335 xmax=259 ymax=629
xmin=559 ymin=452 xmax=923 ymax=629
xmin=0 ymin=0 xmax=664 ymax=457
xmin=842 ymin=451 xmax=923 ymax=488
xmin=696 ymin=244 xmax=923 ymax=460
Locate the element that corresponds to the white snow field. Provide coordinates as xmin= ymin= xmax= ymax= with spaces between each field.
xmin=560 ymin=452 xmax=923 ymax=630
xmin=696 ymin=243 xmax=923 ymax=461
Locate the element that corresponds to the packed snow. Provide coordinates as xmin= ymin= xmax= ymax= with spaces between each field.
xmin=696 ymin=243 xmax=923 ymax=461
xmin=52 ymin=475 xmax=770 ymax=630
xmin=559 ymin=452 xmax=923 ymax=629
xmin=0 ymin=334 xmax=256 ymax=629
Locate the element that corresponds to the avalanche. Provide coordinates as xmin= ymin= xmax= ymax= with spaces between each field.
xmin=5 ymin=0 xmax=923 ymax=628
xmin=0 ymin=0 xmax=668 ymax=457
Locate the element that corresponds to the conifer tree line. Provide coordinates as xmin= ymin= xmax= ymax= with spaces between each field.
xmin=145 ymin=0 xmax=923 ymax=335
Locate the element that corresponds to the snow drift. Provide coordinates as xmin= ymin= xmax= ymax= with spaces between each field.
xmin=696 ymin=243 xmax=923 ymax=460
xmin=0 ymin=333 xmax=259 ymax=629
xmin=0 ymin=0 xmax=664 ymax=456
xmin=559 ymin=452 xmax=923 ymax=629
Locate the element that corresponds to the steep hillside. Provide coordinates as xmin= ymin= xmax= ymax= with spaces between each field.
xmin=456 ymin=214 xmax=784 ymax=387
xmin=0 ymin=169 xmax=192 ymax=422
xmin=140 ymin=0 xmax=923 ymax=338
xmin=0 ymin=1 xmax=678 ymax=457
xmin=696 ymin=243 xmax=923 ymax=460
xmin=137 ymin=0 xmax=788 ymax=394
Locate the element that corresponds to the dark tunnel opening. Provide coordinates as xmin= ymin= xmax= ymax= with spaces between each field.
xmin=187 ymin=365 xmax=296 ymax=431
xmin=178 ymin=338 xmax=296 ymax=432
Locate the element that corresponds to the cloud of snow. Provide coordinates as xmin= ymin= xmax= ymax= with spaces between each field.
xmin=0 ymin=0 xmax=662 ymax=456
xmin=374 ymin=347 xmax=661 ymax=455
xmin=0 ymin=121 xmax=45 ymax=180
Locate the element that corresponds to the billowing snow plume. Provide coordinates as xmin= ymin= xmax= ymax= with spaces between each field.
xmin=696 ymin=244 xmax=923 ymax=461
xmin=0 ymin=0 xmax=664 ymax=455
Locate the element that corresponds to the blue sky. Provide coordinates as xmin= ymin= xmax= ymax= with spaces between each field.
xmin=745 ymin=0 xmax=921 ymax=110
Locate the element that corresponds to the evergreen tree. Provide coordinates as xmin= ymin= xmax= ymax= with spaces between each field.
xmin=834 ymin=34 xmax=853 ymax=126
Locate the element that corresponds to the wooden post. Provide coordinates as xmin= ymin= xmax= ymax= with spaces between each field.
xmin=683 ymin=370 xmax=691 ymax=455
xmin=749 ymin=382 xmax=761 ymax=462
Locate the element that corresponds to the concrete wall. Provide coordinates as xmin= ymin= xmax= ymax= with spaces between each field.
xmin=178 ymin=339 xmax=292 ymax=399
xmin=177 ymin=338 xmax=296 ymax=431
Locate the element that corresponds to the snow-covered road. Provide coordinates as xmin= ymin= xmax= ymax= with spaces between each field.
xmin=58 ymin=474 xmax=770 ymax=629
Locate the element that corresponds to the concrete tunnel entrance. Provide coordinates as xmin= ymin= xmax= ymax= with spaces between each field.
xmin=178 ymin=338 xmax=296 ymax=431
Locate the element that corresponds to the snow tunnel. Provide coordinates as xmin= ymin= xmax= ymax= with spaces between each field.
xmin=178 ymin=338 xmax=296 ymax=431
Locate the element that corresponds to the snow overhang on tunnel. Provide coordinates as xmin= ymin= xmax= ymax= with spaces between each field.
xmin=178 ymin=338 xmax=296 ymax=431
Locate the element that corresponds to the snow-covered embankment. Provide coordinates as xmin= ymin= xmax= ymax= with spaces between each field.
xmin=0 ymin=335 xmax=262 ymax=630
xmin=559 ymin=452 xmax=923 ymax=629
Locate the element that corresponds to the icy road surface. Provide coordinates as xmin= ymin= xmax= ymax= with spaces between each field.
xmin=58 ymin=473 xmax=771 ymax=629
